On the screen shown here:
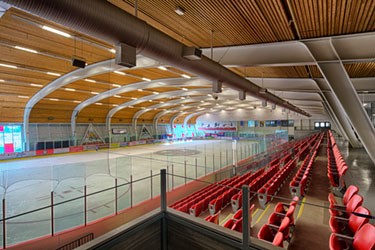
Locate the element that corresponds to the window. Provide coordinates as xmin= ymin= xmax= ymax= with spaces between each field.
xmin=0 ymin=125 xmax=23 ymax=154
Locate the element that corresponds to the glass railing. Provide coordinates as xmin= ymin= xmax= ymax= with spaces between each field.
xmin=0 ymin=137 xmax=273 ymax=247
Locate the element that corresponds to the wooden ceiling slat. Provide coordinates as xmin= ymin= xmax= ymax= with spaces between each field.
xmin=290 ymin=0 xmax=374 ymax=38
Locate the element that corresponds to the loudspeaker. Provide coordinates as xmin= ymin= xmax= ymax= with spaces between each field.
xmin=239 ymin=90 xmax=246 ymax=100
xmin=212 ymin=80 xmax=222 ymax=93
xmin=72 ymin=58 xmax=86 ymax=68
xmin=182 ymin=47 xmax=202 ymax=60
xmin=115 ymin=43 xmax=136 ymax=68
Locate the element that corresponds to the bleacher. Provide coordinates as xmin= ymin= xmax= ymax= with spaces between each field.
xmin=171 ymin=132 xmax=327 ymax=240
xmin=327 ymin=130 xmax=348 ymax=192
xmin=326 ymin=132 xmax=374 ymax=249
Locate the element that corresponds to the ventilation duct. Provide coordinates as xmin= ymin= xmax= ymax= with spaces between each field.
xmin=3 ymin=0 xmax=310 ymax=116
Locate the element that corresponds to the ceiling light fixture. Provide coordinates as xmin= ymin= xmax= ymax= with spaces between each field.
xmin=42 ymin=25 xmax=71 ymax=38
xmin=142 ymin=77 xmax=151 ymax=82
xmin=49 ymin=98 xmax=59 ymax=101
xmin=138 ymin=89 xmax=143 ymax=92
xmin=30 ymin=83 xmax=43 ymax=87
xmin=112 ymin=84 xmax=121 ymax=87
xmin=153 ymin=91 xmax=159 ymax=95
xmin=95 ymin=103 xmax=103 ymax=105
xmin=158 ymin=66 xmax=167 ymax=71
xmin=174 ymin=6 xmax=185 ymax=16
xmin=181 ymin=74 xmax=191 ymax=79
xmin=114 ymin=70 xmax=126 ymax=75
xmin=182 ymin=88 xmax=188 ymax=91
xmin=84 ymin=79 xmax=96 ymax=83
xmin=91 ymin=91 xmax=99 ymax=95
xmin=47 ymin=72 xmax=61 ymax=76
xmin=18 ymin=95 xmax=29 ymax=99
xmin=15 ymin=46 xmax=38 ymax=54
xmin=109 ymin=49 xmax=116 ymax=54
xmin=114 ymin=95 xmax=121 ymax=98
xmin=73 ymin=100 xmax=81 ymax=103
xmin=0 ymin=63 xmax=17 ymax=69
xmin=64 ymin=88 xmax=76 ymax=91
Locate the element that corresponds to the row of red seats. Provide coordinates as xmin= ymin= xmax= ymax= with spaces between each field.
xmin=294 ymin=133 xmax=321 ymax=161
xmin=207 ymin=168 xmax=265 ymax=215
xmin=231 ymin=164 xmax=280 ymax=212
xmin=171 ymin=177 xmax=234 ymax=213
xmin=289 ymin=133 xmax=324 ymax=197
xmin=328 ymin=185 xmax=374 ymax=250
xmin=222 ymin=204 xmax=256 ymax=232
xmin=188 ymin=172 xmax=254 ymax=216
xmin=327 ymin=131 xmax=348 ymax=192
xmin=258 ymin=197 xmax=299 ymax=247
xmin=257 ymin=158 xmax=297 ymax=208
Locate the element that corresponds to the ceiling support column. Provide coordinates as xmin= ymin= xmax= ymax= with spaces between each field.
xmin=304 ymin=40 xmax=375 ymax=164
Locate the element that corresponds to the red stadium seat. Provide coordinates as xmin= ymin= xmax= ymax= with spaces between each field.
xmin=258 ymin=224 xmax=278 ymax=242
xmin=274 ymin=196 xmax=299 ymax=214
xmin=204 ymin=211 xmax=220 ymax=224
xmin=329 ymin=206 xmax=370 ymax=236
xmin=268 ymin=205 xmax=296 ymax=226
xmin=272 ymin=232 xmax=284 ymax=247
xmin=330 ymin=194 xmax=363 ymax=217
xmin=329 ymin=223 xmax=375 ymax=250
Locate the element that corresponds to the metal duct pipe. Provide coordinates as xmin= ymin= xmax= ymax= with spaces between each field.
xmin=3 ymin=0 xmax=310 ymax=116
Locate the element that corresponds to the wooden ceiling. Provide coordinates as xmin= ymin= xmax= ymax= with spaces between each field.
xmin=0 ymin=1 xmax=374 ymax=124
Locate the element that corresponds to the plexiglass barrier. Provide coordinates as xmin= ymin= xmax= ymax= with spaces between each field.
xmin=0 ymin=138 xmax=278 ymax=247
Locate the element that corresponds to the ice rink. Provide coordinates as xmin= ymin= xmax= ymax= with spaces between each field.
xmin=0 ymin=139 xmax=260 ymax=246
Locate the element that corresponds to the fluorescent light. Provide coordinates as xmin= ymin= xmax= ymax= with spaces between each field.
xmin=49 ymin=98 xmax=59 ymax=101
xmin=109 ymin=49 xmax=116 ymax=54
xmin=42 ymin=25 xmax=71 ymax=38
xmin=148 ymin=100 xmax=153 ymax=102
xmin=182 ymin=88 xmax=188 ymax=91
xmin=138 ymin=89 xmax=143 ymax=92
xmin=112 ymin=104 xmax=118 ymax=107
xmin=200 ymin=100 xmax=204 ymax=103
xmin=91 ymin=91 xmax=99 ymax=95
xmin=47 ymin=72 xmax=61 ymax=76
xmin=18 ymin=95 xmax=29 ymax=99
xmin=142 ymin=77 xmax=151 ymax=82
xmin=158 ymin=66 xmax=167 ymax=71
xmin=0 ymin=79 xmax=4 ymax=82
xmin=0 ymin=63 xmax=17 ymax=69
xmin=64 ymin=88 xmax=76 ymax=91
xmin=15 ymin=46 xmax=38 ymax=54
xmin=160 ymin=101 xmax=164 ymax=103
xmin=73 ymin=100 xmax=81 ymax=103
xmin=95 ymin=102 xmax=103 ymax=105
xmin=153 ymin=91 xmax=159 ymax=95
xmin=114 ymin=70 xmax=126 ymax=75
xmin=174 ymin=6 xmax=185 ymax=16
xmin=207 ymin=94 xmax=212 ymax=97
xmin=84 ymin=79 xmax=96 ymax=83
xmin=181 ymin=74 xmax=191 ymax=79
xmin=128 ymin=106 xmax=134 ymax=108
xmin=30 ymin=83 xmax=43 ymax=87
xmin=180 ymin=97 xmax=185 ymax=99
xmin=112 ymin=84 xmax=121 ymax=87
xmin=181 ymin=104 xmax=185 ymax=106
xmin=114 ymin=95 xmax=121 ymax=98
xmin=131 ymin=97 xmax=137 ymax=100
